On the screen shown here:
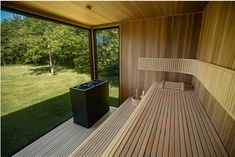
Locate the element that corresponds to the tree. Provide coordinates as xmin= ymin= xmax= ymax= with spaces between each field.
xmin=72 ymin=29 xmax=90 ymax=73
xmin=1 ymin=12 xmax=119 ymax=76
xmin=96 ymin=28 xmax=119 ymax=76
xmin=1 ymin=16 xmax=27 ymax=65
xmin=22 ymin=18 xmax=91 ymax=75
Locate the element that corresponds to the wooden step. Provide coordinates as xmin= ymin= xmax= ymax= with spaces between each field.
xmin=70 ymin=98 xmax=136 ymax=157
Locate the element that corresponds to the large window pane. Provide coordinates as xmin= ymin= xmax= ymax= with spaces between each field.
xmin=95 ymin=28 xmax=119 ymax=107
xmin=1 ymin=10 xmax=91 ymax=156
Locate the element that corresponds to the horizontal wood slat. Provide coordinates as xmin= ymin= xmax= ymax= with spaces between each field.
xmin=1 ymin=1 xmax=207 ymax=27
xmin=15 ymin=81 xmax=229 ymax=157
xmin=138 ymin=58 xmax=235 ymax=120
xmin=70 ymin=98 xmax=136 ymax=157
xmin=194 ymin=77 xmax=235 ymax=156
xmin=102 ymin=82 xmax=228 ymax=157
xmin=195 ymin=3 xmax=235 ymax=156
xmin=121 ymin=13 xmax=202 ymax=102
xmin=163 ymin=81 xmax=184 ymax=91
xmin=70 ymin=82 xmax=162 ymax=156
xmin=13 ymin=107 xmax=117 ymax=157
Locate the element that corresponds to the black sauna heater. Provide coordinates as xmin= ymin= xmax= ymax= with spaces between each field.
xmin=70 ymin=80 xmax=109 ymax=128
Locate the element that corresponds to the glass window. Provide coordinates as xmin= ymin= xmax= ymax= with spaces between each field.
xmin=95 ymin=28 xmax=120 ymax=107
xmin=1 ymin=10 xmax=91 ymax=156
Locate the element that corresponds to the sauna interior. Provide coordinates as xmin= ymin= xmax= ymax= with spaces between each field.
xmin=1 ymin=1 xmax=235 ymax=157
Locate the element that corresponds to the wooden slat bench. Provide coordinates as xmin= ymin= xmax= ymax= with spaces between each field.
xmin=101 ymin=82 xmax=228 ymax=157
xmin=70 ymin=81 xmax=228 ymax=157
xmin=69 ymin=97 xmax=136 ymax=157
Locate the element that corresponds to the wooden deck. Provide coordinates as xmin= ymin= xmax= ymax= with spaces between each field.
xmin=13 ymin=82 xmax=228 ymax=157
xmin=101 ymin=82 xmax=228 ymax=157
xmin=12 ymin=107 xmax=121 ymax=157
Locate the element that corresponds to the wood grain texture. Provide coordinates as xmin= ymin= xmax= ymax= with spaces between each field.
xmin=194 ymin=2 xmax=235 ymax=156
xmin=1 ymin=1 xmax=207 ymax=27
xmin=121 ymin=13 xmax=202 ymax=102
xmin=197 ymin=2 xmax=235 ymax=70
xmin=138 ymin=58 xmax=235 ymax=121
xmin=13 ymin=107 xmax=117 ymax=157
xmin=102 ymin=82 xmax=228 ymax=157
xmin=194 ymin=78 xmax=235 ymax=156
xmin=70 ymin=98 xmax=135 ymax=157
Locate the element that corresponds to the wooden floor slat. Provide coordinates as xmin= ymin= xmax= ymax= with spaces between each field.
xmin=13 ymin=106 xmax=120 ymax=157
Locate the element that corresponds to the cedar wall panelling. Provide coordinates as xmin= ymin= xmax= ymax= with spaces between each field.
xmin=138 ymin=58 xmax=235 ymax=120
xmin=2 ymin=1 xmax=207 ymax=26
xmin=197 ymin=2 xmax=235 ymax=69
xmin=121 ymin=13 xmax=202 ymax=101
xmin=194 ymin=78 xmax=235 ymax=156
xmin=194 ymin=2 xmax=235 ymax=156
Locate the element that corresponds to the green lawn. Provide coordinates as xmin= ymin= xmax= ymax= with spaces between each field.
xmin=1 ymin=65 xmax=119 ymax=156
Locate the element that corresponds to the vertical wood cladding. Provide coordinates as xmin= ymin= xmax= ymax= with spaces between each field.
xmin=194 ymin=78 xmax=235 ymax=156
xmin=194 ymin=2 xmax=235 ymax=156
xmin=197 ymin=2 xmax=235 ymax=69
xmin=121 ymin=13 xmax=202 ymax=101
xmin=120 ymin=2 xmax=235 ymax=155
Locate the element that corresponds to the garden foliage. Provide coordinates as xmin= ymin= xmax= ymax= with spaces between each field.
xmin=1 ymin=15 xmax=119 ymax=76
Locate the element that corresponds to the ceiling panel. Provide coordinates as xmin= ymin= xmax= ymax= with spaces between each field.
xmin=2 ymin=1 xmax=207 ymax=27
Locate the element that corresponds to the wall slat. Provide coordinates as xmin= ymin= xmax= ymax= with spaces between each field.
xmin=138 ymin=58 xmax=235 ymax=121
xmin=194 ymin=2 xmax=235 ymax=156
xmin=121 ymin=13 xmax=202 ymax=102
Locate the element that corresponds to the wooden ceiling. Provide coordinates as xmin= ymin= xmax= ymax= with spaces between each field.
xmin=2 ymin=1 xmax=207 ymax=28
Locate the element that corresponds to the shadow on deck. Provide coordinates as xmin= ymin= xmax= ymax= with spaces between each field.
xmin=1 ymin=93 xmax=72 ymax=157
xmin=1 ymin=92 xmax=118 ymax=157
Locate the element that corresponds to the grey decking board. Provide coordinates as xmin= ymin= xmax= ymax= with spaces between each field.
xmin=13 ymin=107 xmax=117 ymax=157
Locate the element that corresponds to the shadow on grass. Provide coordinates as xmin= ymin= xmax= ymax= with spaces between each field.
xmin=1 ymin=91 xmax=119 ymax=157
xmin=99 ymin=75 xmax=119 ymax=107
xmin=28 ymin=66 xmax=68 ymax=75
xmin=1 ymin=93 xmax=72 ymax=157
xmin=109 ymin=96 xmax=119 ymax=107
xmin=72 ymin=70 xmax=119 ymax=87
xmin=99 ymin=75 xmax=119 ymax=87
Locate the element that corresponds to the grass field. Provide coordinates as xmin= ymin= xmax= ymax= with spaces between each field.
xmin=1 ymin=65 xmax=119 ymax=156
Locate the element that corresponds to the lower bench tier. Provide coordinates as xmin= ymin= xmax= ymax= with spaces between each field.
xmin=72 ymin=82 xmax=228 ymax=157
